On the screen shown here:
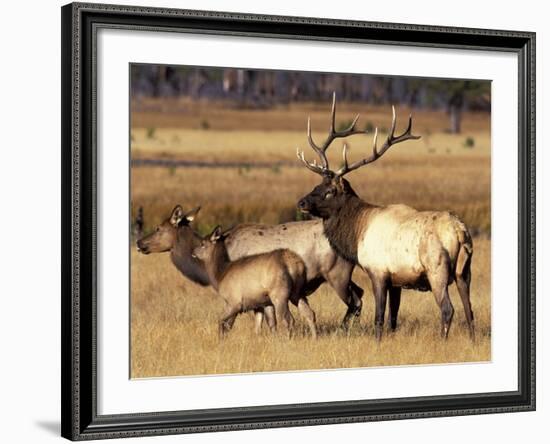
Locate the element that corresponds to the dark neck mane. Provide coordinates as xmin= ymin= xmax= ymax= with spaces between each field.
xmin=170 ymin=226 xmax=210 ymax=287
xmin=323 ymin=194 xmax=375 ymax=264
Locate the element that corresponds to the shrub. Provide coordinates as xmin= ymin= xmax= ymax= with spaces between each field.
xmin=146 ymin=127 xmax=156 ymax=139
xmin=464 ymin=136 xmax=475 ymax=148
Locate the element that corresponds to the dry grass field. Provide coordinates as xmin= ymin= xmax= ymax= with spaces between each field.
xmin=130 ymin=100 xmax=491 ymax=378
xmin=131 ymin=240 xmax=490 ymax=378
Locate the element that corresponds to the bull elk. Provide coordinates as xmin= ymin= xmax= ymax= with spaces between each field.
xmin=193 ymin=226 xmax=316 ymax=338
xmin=297 ymin=93 xmax=474 ymax=341
xmin=136 ymin=205 xmax=364 ymax=332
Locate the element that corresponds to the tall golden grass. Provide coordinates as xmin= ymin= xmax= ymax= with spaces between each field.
xmin=131 ymin=155 xmax=491 ymax=236
xmin=131 ymin=238 xmax=490 ymax=378
xmin=130 ymin=101 xmax=491 ymax=378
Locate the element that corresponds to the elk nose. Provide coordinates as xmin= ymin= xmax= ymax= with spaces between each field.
xmin=297 ymin=199 xmax=306 ymax=209
xmin=136 ymin=240 xmax=146 ymax=253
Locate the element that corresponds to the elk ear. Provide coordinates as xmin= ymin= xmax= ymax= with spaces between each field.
xmin=184 ymin=206 xmax=201 ymax=222
xmin=338 ymin=177 xmax=357 ymax=196
xmin=210 ymin=225 xmax=223 ymax=242
xmin=169 ymin=205 xmax=184 ymax=227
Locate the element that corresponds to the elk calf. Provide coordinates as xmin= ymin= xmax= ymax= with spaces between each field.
xmin=193 ymin=226 xmax=317 ymax=338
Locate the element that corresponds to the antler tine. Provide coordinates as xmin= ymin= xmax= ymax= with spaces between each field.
xmin=304 ymin=92 xmax=369 ymax=175
xmin=307 ymin=116 xmax=329 ymax=169
xmin=328 ymin=91 xmax=359 ymax=134
xmin=404 ymin=114 xmax=413 ymax=135
xmin=334 ymin=108 xmax=420 ymax=178
xmin=389 ymin=105 xmax=397 ymax=139
xmin=391 ymin=113 xmax=421 ymax=143
xmin=300 ymin=92 xmax=422 ymax=177
xmin=371 ymin=127 xmax=379 ymax=157
xmin=296 ymin=147 xmax=326 ymax=175
xmin=330 ymin=91 xmax=337 ymax=133
xmin=342 ymin=143 xmax=349 ymax=171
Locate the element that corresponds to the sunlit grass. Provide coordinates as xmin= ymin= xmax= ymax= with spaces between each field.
xmin=131 ymin=238 xmax=490 ymax=378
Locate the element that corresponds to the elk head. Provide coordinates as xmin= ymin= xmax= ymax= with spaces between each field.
xmin=297 ymin=93 xmax=420 ymax=218
xmin=136 ymin=205 xmax=200 ymax=254
xmin=191 ymin=226 xmax=225 ymax=262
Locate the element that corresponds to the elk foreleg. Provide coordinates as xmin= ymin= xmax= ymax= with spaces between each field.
xmin=219 ymin=304 xmax=240 ymax=339
xmin=388 ymin=286 xmax=401 ymax=331
xmin=297 ymin=298 xmax=317 ymax=339
xmin=370 ymin=274 xmax=388 ymax=341
xmin=253 ymin=309 xmax=264 ymax=334
xmin=350 ymin=281 xmax=364 ymax=318
xmin=264 ymin=305 xmax=277 ymax=333
xmin=272 ymin=295 xmax=294 ymax=338
xmin=325 ymin=269 xmax=363 ymax=331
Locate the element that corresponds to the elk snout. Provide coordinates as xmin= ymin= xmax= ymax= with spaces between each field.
xmin=136 ymin=239 xmax=149 ymax=254
xmin=297 ymin=198 xmax=311 ymax=213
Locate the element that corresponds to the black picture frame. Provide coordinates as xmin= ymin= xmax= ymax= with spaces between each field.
xmin=61 ymin=2 xmax=536 ymax=440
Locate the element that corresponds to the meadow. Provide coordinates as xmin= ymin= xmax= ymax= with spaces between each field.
xmin=130 ymin=99 xmax=491 ymax=378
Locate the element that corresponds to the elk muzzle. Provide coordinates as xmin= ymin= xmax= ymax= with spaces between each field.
xmin=297 ymin=197 xmax=312 ymax=214
xmin=136 ymin=239 xmax=150 ymax=254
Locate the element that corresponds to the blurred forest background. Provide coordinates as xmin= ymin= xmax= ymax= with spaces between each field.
xmin=130 ymin=65 xmax=492 ymax=377
xmin=130 ymin=64 xmax=491 ymax=237
xmin=131 ymin=65 xmax=490 ymax=134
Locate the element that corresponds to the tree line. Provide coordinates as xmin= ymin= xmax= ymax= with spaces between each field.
xmin=131 ymin=64 xmax=490 ymax=134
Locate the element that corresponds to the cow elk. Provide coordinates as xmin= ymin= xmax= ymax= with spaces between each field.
xmin=297 ymin=93 xmax=474 ymax=341
xmin=193 ymin=226 xmax=316 ymax=338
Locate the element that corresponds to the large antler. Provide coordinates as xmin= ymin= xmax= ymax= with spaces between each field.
xmin=297 ymin=92 xmax=420 ymax=176
xmin=334 ymin=106 xmax=420 ymax=178
xmin=296 ymin=92 xmax=366 ymax=175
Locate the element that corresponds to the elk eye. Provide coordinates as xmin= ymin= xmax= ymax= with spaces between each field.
xmin=324 ymin=191 xmax=333 ymax=199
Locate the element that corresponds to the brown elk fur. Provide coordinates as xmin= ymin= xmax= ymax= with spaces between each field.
xmin=193 ymin=227 xmax=316 ymax=338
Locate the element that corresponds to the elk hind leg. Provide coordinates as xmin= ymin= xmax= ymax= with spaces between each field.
xmin=456 ymin=251 xmax=475 ymax=340
xmin=429 ymin=272 xmax=454 ymax=339
xmin=425 ymin=245 xmax=455 ymax=339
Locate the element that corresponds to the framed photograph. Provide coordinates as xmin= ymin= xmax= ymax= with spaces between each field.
xmin=61 ymin=2 xmax=535 ymax=440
